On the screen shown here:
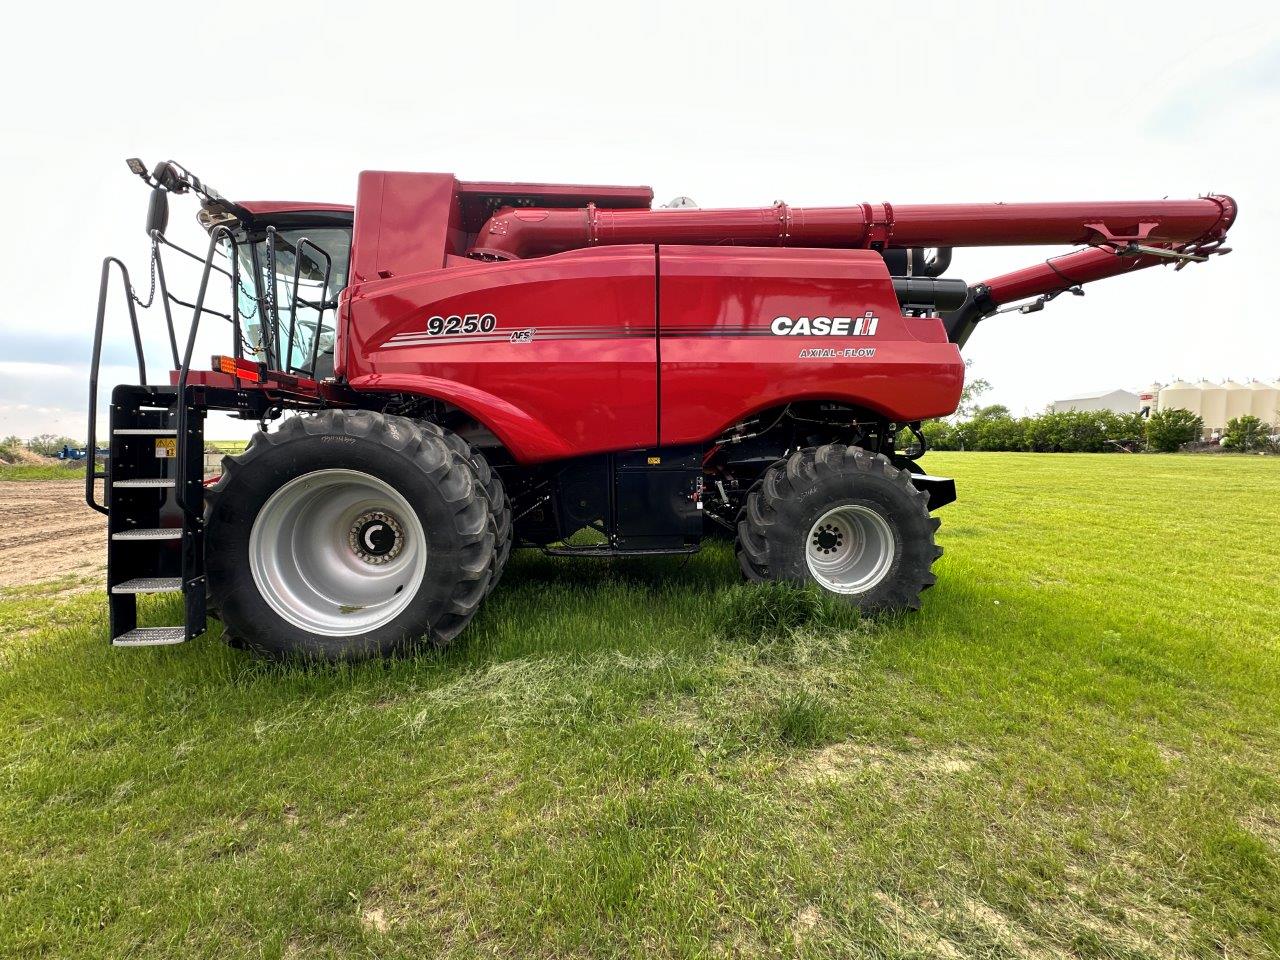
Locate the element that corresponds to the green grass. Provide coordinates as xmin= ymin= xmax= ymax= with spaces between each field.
xmin=1 ymin=453 xmax=1277 ymax=958
xmin=0 ymin=462 xmax=84 ymax=481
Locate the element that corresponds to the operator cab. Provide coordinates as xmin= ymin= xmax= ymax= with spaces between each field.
xmin=199 ymin=201 xmax=353 ymax=379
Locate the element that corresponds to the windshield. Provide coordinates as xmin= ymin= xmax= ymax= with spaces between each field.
xmin=232 ymin=227 xmax=351 ymax=374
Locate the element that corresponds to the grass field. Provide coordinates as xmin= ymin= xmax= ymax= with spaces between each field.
xmin=0 ymin=463 xmax=84 ymax=482
xmin=1 ymin=453 xmax=1277 ymax=959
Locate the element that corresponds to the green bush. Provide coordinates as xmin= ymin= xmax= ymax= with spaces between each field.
xmin=921 ymin=418 xmax=961 ymax=451
xmin=1221 ymin=415 xmax=1269 ymax=452
xmin=1146 ymin=408 xmax=1203 ymax=453
xmin=1024 ymin=410 xmax=1110 ymax=452
xmin=971 ymin=415 xmax=1026 ymax=451
xmin=918 ymin=408 xmax=1188 ymax=454
xmin=918 ymin=407 xmax=1214 ymax=455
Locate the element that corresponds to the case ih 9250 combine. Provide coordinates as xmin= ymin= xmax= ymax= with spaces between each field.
xmin=88 ymin=161 xmax=1236 ymax=658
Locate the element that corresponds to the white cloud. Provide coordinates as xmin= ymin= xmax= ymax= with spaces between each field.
xmin=0 ymin=362 xmax=76 ymax=378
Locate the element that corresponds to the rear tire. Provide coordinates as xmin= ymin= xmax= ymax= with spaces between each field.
xmin=205 ymin=410 xmax=494 ymax=660
xmin=735 ymin=444 xmax=941 ymax=612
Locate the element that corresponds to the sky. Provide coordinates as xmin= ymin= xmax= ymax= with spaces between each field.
xmin=1 ymin=0 xmax=1277 ymax=439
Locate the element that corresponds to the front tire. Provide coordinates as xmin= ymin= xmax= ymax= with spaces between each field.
xmin=735 ymin=444 xmax=941 ymax=612
xmin=205 ymin=410 xmax=494 ymax=660
xmin=417 ymin=421 xmax=512 ymax=595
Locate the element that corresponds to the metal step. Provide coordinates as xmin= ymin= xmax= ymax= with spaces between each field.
xmin=113 ymin=626 xmax=186 ymax=647
xmin=113 ymin=428 xmax=176 ymax=435
xmin=111 ymin=527 xmax=183 ymax=541
xmin=111 ymin=577 xmax=182 ymax=594
xmin=113 ymin=478 xmax=176 ymax=489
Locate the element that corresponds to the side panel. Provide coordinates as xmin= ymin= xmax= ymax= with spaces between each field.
xmin=657 ymin=246 xmax=965 ymax=444
xmin=345 ymin=246 xmax=658 ymax=462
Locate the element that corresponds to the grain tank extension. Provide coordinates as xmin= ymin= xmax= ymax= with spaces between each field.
xmin=86 ymin=161 xmax=1237 ymax=658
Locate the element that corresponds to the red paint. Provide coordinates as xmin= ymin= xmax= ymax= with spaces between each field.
xmin=234 ymin=201 xmax=354 ymax=216
xmin=346 ymin=246 xmax=659 ymax=461
xmin=471 ymin=196 xmax=1235 ymax=260
xmin=658 ymin=247 xmax=962 ymax=444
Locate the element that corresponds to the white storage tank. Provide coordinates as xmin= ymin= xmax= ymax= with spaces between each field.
xmin=1251 ymin=380 xmax=1280 ymax=428
xmin=1196 ymin=379 xmax=1227 ymax=434
xmin=1158 ymin=380 xmax=1201 ymax=418
xmin=1222 ymin=380 xmax=1252 ymax=423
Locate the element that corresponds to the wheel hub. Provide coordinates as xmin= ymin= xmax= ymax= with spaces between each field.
xmin=350 ymin=511 xmax=404 ymax=564
xmin=804 ymin=504 xmax=896 ymax=595
xmin=813 ymin=523 xmax=844 ymax=554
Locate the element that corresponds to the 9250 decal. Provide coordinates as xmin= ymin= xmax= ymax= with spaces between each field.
xmin=425 ymin=313 xmax=497 ymax=336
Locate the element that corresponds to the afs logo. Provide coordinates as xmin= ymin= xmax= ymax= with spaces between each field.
xmin=770 ymin=311 xmax=878 ymax=337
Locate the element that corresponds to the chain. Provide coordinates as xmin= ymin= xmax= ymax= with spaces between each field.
xmin=234 ymin=276 xmax=259 ymax=319
xmin=128 ymin=239 xmax=160 ymax=309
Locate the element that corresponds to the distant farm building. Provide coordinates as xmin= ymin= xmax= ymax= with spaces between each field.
xmin=1051 ymin=389 xmax=1140 ymax=415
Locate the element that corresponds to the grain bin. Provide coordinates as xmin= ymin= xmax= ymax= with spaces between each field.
xmin=1250 ymin=380 xmax=1280 ymax=428
xmin=1195 ymin=379 xmax=1227 ymax=434
xmin=1158 ymin=380 xmax=1201 ymax=418
xmin=1222 ymin=380 xmax=1252 ymax=423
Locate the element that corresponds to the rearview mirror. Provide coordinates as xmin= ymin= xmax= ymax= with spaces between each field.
xmin=146 ymin=187 xmax=169 ymax=238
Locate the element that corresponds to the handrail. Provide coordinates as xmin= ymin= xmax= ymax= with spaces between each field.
xmin=86 ymin=257 xmax=149 ymax=515
xmin=90 ymin=222 xmax=339 ymax=519
xmin=175 ymin=226 xmax=235 ymax=515
xmin=149 ymin=231 xmax=181 ymax=369
xmin=155 ymin=233 xmax=235 ymax=279
xmin=284 ymin=237 xmax=333 ymax=376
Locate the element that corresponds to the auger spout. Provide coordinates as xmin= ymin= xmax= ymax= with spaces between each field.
xmin=470 ymin=195 xmax=1236 ymax=261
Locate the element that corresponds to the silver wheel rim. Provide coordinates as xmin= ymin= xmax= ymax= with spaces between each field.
xmin=249 ymin=469 xmax=426 ymax=636
xmin=805 ymin=504 xmax=896 ymax=594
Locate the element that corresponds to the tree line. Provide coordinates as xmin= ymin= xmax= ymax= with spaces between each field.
xmin=922 ymin=407 xmax=1274 ymax=454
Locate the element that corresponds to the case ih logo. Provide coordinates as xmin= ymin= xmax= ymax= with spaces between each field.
xmin=770 ymin=311 xmax=878 ymax=337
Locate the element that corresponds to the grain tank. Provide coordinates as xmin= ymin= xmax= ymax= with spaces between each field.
xmin=1195 ymin=380 xmax=1226 ymax=436
xmin=1158 ymin=380 xmax=1201 ymax=421
xmin=1250 ymin=380 xmax=1280 ymax=428
xmin=1222 ymin=380 xmax=1252 ymax=424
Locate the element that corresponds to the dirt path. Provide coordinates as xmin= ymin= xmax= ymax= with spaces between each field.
xmin=0 ymin=481 xmax=105 ymax=589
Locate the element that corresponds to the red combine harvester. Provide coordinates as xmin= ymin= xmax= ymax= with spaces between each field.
xmin=88 ymin=161 xmax=1236 ymax=658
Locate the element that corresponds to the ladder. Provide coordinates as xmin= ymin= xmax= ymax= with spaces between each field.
xmin=98 ymin=384 xmax=207 ymax=647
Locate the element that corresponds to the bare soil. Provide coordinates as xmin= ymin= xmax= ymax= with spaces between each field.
xmin=0 ymin=480 xmax=105 ymax=589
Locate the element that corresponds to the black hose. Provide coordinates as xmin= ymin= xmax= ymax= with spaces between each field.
xmin=921 ymin=247 xmax=952 ymax=277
